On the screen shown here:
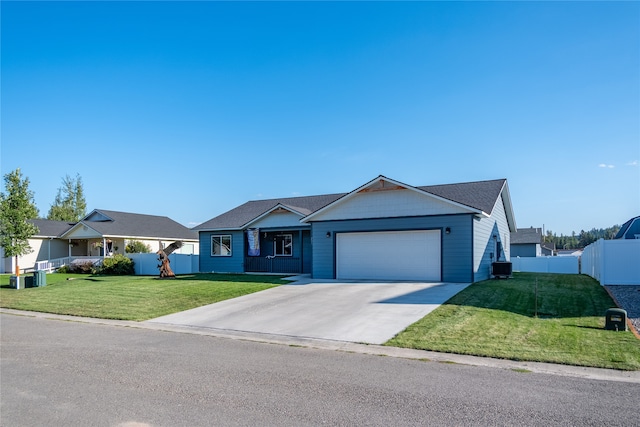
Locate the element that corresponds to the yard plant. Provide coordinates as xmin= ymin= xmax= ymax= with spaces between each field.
xmin=0 ymin=273 xmax=284 ymax=321
xmin=386 ymin=273 xmax=640 ymax=370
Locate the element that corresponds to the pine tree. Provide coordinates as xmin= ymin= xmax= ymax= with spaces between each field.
xmin=47 ymin=174 xmax=87 ymax=222
xmin=0 ymin=168 xmax=40 ymax=276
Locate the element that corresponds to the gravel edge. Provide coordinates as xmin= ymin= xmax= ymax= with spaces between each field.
xmin=605 ymin=285 xmax=640 ymax=335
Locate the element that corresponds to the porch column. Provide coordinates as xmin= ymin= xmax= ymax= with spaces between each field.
xmin=68 ymin=239 xmax=72 ymax=257
xmin=103 ymin=237 xmax=106 ymax=259
xmin=299 ymin=230 xmax=303 ymax=274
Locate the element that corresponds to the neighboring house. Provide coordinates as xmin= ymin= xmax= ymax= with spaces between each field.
xmin=1 ymin=219 xmax=74 ymax=274
xmin=1 ymin=209 xmax=198 ymax=274
xmin=195 ymin=175 xmax=517 ymax=283
xmin=541 ymin=242 xmax=556 ymax=256
xmin=510 ymin=227 xmax=544 ymax=257
xmin=614 ymin=215 xmax=640 ymax=239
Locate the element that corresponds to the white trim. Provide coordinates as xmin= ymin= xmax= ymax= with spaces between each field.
xmin=211 ymin=234 xmax=232 ymax=257
xmin=59 ymin=222 xmax=102 ymax=239
xmin=243 ymin=204 xmax=305 ymax=229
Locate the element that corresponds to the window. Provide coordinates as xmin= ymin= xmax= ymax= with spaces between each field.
xmin=274 ymin=234 xmax=292 ymax=256
xmin=212 ymin=235 xmax=232 ymax=256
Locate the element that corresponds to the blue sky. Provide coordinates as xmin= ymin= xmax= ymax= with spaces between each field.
xmin=1 ymin=1 xmax=638 ymax=235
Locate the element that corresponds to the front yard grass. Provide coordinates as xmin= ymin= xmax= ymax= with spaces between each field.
xmin=0 ymin=273 xmax=284 ymax=321
xmin=2 ymin=271 xmax=638 ymax=370
xmin=386 ymin=273 xmax=640 ymax=371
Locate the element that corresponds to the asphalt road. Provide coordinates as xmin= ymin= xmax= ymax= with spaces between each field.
xmin=1 ymin=313 xmax=638 ymax=427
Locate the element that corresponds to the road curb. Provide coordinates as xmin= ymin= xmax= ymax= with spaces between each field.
xmin=2 ymin=308 xmax=639 ymax=383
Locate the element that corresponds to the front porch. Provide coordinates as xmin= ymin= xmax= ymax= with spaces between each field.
xmin=243 ymin=229 xmax=311 ymax=275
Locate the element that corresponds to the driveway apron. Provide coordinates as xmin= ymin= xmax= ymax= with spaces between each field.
xmin=147 ymin=281 xmax=471 ymax=344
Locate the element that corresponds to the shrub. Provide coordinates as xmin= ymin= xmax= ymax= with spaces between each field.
xmin=126 ymin=240 xmax=152 ymax=253
xmin=97 ymin=254 xmax=135 ymax=275
xmin=64 ymin=260 xmax=97 ymax=274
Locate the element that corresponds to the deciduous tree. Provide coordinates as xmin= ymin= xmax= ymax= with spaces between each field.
xmin=0 ymin=168 xmax=39 ymax=276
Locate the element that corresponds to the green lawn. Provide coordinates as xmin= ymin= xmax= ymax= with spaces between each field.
xmin=0 ymin=273 xmax=284 ymax=321
xmin=386 ymin=273 xmax=640 ymax=371
xmin=2 ymin=271 xmax=638 ymax=370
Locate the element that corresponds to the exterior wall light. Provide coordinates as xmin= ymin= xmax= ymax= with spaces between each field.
xmin=445 ymin=227 xmax=451 ymax=234
xmin=326 ymin=231 xmax=331 ymax=238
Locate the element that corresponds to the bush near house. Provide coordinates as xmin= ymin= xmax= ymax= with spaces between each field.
xmin=97 ymin=254 xmax=135 ymax=275
xmin=56 ymin=255 xmax=134 ymax=275
xmin=126 ymin=240 xmax=152 ymax=253
xmin=57 ymin=261 xmax=96 ymax=274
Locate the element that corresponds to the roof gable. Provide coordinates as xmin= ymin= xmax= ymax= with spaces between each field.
xmin=302 ymin=176 xmax=477 ymax=223
xmin=244 ymin=204 xmax=307 ymax=229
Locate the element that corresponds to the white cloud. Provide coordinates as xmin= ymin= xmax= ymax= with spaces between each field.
xmin=626 ymin=160 xmax=638 ymax=166
xmin=598 ymin=163 xmax=615 ymax=168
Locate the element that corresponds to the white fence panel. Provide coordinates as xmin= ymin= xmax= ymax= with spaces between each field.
xmin=582 ymin=239 xmax=640 ymax=285
xmin=511 ymin=256 xmax=579 ymax=274
xmin=128 ymin=253 xmax=200 ymax=276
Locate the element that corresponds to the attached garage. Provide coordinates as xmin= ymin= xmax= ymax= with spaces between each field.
xmin=336 ymin=230 xmax=441 ymax=281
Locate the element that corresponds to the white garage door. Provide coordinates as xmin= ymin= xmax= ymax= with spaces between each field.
xmin=336 ymin=230 xmax=441 ymax=281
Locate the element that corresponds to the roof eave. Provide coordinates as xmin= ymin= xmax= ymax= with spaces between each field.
xmin=500 ymin=181 xmax=517 ymax=232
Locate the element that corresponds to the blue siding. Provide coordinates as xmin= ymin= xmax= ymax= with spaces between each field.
xmin=473 ymin=194 xmax=511 ymax=282
xmin=311 ymin=214 xmax=474 ymax=283
xmin=511 ymin=244 xmax=538 ymax=257
xmin=199 ymin=230 xmax=245 ymax=273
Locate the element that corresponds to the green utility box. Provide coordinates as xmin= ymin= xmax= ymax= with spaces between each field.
xmin=33 ymin=270 xmax=47 ymax=287
xmin=605 ymin=308 xmax=627 ymax=331
xmin=25 ymin=276 xmax=34 ymax=288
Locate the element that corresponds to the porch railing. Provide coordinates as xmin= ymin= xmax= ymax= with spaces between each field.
xmin=35 ymin=256 xmax=103 ymax=273
xmin=244 ymin=257 xmax=301 ymax=274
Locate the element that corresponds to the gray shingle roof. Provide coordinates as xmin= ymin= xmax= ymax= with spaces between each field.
xmin=29 ymin=219 xmax=75 ymax=237
xmin=511 ymin=228 xmax=543 ymax=245
xmin=194 ymin=178 xmax=508 ymax=231
xmin=418 ymin=179 xmax=506 ymax=215
xmin=194 ymin=194 xmax=345 ymax=230
xmin=63 ymin=210 xmax=198 ymax=240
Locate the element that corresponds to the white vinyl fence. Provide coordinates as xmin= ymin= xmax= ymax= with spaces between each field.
xmin=511 ymin=256 xmax=579 ymax=274
xmin=581 ymin=239 xmax=640 ymax=285
xmin=127 ymin=253 xmax=200 ymax=276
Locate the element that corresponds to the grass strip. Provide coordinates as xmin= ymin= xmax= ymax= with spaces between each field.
xmin=386 ymin=273 xmax=640 ymax=371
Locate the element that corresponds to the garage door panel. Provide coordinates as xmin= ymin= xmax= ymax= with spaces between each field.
xmin=336 ymin=230 xmax=441 ymax=281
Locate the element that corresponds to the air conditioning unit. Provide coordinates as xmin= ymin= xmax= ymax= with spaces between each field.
xmin=491 ymin=262 xmax=512 ymax=279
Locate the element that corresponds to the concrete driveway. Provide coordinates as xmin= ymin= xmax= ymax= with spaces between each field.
xmin=147 ymin=279 xmax=471 ymax=344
